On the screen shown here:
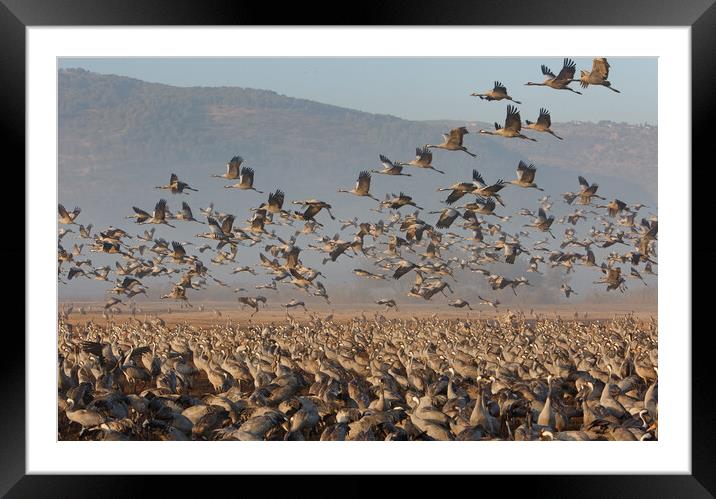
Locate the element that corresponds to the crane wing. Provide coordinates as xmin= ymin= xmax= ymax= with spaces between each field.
xmin=593 ymin=57 xmax=610 ymax=79
xmin=268 ymin=189 xmax=285 ymax=209
xmin=445 ymin=189 xmax=466 ymax=205
xmin=379 ymin=154 xmax=395 ymax=169
xmin=524 ymin=164 xmax=537 ymax=183
xmin=206 ymin=217 xmax=223 ymax=235
xmin=504 ymin=105 xmax=522 ymax=132
xmin=578 ymin=176 xmax=590 ymax=191
xmin=516 ymin=160 xmax=528 ymax=181
xmin=484 ymin=180 xmax=506 ymax=194
xmin=171 ymin=241 xmax=186 ymax=257
xmin=446 ymin=127 xmax=467 ymax=146
xmin=556 ymin=58 xmax=577 ymax=82
xmin=154 ymin=199 xmax=168 ymax=221
xmin=416 ymin=146 xmax=432 ymax=165
xmin=227 ymin=156 xmax=243 ymax=177
xmin=240 ymin=166 xmax=255 ymax=187
xmin=221 ymin=214 xmax=235 ymax=234
xmin=537 ymin=108 xmax=552 ymax=128
xmin=541 ymin=64 xmax=555 ymax=78
xmin=356 ymin=171 xmax=372 ymax=194
xmin=472 ymin=169 xmax=485 ymax=186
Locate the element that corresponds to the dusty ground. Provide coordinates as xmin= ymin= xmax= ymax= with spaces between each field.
xmin=61 ymin=302 xmax=657 ymax=328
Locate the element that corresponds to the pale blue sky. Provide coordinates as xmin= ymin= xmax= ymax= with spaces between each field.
xmin=58 ymin=57 xmax=657 ymax=125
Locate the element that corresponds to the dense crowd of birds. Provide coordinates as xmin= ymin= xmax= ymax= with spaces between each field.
xmin=58 ymin=57 xmax=657 ymax=441
xmin=58 ymin=312 xmax=657 ymax=441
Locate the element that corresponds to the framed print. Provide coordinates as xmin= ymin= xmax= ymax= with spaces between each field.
xmin=3 ymin=0 xmax=712 ymax=495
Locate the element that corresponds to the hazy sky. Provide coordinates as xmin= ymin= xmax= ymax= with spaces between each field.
xmin=58 ymin=57 xmax=657 ymax=125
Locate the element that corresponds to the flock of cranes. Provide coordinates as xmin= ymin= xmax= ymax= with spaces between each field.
xmin=58 ymin=57 xmax=655 ymax=316
xmin=57 ymin=57 xmax=658 ymax=442
xmin=57 ymin=312 xmax=658 ymax=441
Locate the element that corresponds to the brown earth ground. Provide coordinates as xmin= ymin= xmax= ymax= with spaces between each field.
xmin=61 ymin=302 xmax=657 ymax=328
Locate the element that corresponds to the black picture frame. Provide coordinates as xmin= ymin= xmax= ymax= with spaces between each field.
xmin=3 ymin=0 xmax=709 ymax=496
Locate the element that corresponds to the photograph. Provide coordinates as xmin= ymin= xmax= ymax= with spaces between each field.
xmin=3 ymin=7 xmax=704 ymax=490
xmin=56 ymin=56 xmax=659 ymax=442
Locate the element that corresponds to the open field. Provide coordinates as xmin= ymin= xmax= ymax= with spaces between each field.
xmin=58 ymin=311 xmax=658 ymax=441
xmin=60 ymin=302 xmax=658 ymax=328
